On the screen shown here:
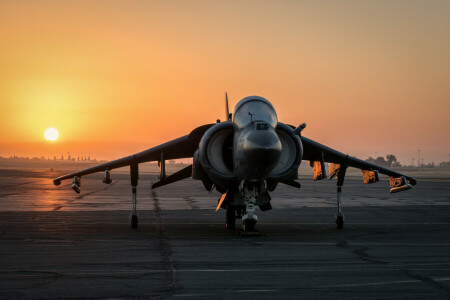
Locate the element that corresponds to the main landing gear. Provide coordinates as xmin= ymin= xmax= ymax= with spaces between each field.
xmin=226 ymin=204 xmax=243 ymax=230
xmin=227 ymin=205 xmax=258 ymax=236
xmin=226 ymin=204 xmax=236 ymax=230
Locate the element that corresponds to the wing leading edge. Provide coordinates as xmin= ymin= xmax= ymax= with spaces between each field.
xmin=53 ymin=124 xmax=215 ymax=185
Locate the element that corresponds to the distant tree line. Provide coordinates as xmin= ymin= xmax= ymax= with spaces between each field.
xmin=1 ymin=155 xmax=98 ymax=162
xmin=365 ymin=155 xmax=401 ymax=168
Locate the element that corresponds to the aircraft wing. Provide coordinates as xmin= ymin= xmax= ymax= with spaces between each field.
xmin=301 ymin=136 xmax=417 ymax=186
xmin=53 ymin=124 xmax=214 ymax=185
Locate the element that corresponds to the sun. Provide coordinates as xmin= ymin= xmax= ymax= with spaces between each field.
xmin=44 ymin=127 xmax=59 ymax=141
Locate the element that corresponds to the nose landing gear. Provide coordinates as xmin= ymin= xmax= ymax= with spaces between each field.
xmin=239 ymin=180 xmax=262 ymax=233
xmin=242 ymin=198 xmax=258 ymax=232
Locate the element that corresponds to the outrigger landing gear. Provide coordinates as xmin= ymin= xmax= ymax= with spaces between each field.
xmin=130 ymin=212 xmax=138 ymax=228
xmin=129 ymin=162 xmax=139 ymax=229
xmin=335 ymin=186 xmax=344 ymax=229
xmin=334 ymin=164 xmax=347 ymax=229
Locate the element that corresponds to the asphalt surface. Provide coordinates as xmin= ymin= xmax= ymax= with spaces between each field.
xmin=0 ymin=168 xmax=449 ymax=299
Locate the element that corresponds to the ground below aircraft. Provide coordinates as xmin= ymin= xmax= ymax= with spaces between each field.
xmin=54 ymin=95 xmax=416 ymax=232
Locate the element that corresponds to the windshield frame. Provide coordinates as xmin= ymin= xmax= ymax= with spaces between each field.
xmin=233 ymin=96 xmax=277 ymax=129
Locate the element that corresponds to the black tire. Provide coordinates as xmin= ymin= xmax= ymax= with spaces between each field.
xmin=226 ymin=205 xmax=236 ymax=230
xmin=131 ymin=214 xmax=138 ymax=229
xmin=336 ymin=216 xmax=344 ymax=229
xmin=243 ymin=219 xmax=256 ymax=232
xmin=235 ymin=206 xmax=243 ymax=219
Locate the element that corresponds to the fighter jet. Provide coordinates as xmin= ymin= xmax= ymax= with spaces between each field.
xmin=53 ymin=95 xmax=416 ymax=231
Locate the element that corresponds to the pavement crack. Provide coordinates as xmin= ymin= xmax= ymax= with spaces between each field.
xmin=2 ymin=180 xmax=43 ymax=189
xmin=151 ymin=185 xmax=179 ymax=296
xmin=183 ymin=196 xmax=198 ymax=209
xmin=401 ymin=269 xmax=450 ymax=296
xmin=0 ymin=192 xmax=24 ymax=198
xmin=75 ymin=180 xmax=119 ymax=200
xmin=336 ymin=240 xmax=386 ymax=264
xmin=52 ymin=205 xmax=63 ymax=211
xmin=50 ymin=181 xmax=119 ymax=211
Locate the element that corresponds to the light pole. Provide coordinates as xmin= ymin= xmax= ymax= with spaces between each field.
xmin=418 ymin=149 xmax=420 ymax=167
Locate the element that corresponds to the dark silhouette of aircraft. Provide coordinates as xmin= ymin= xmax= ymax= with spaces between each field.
xmin=54 ymin=95 xmax=416 ymax=231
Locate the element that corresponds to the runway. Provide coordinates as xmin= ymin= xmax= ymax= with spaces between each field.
xmin=0 ymin=167 xmax=449 ymax=299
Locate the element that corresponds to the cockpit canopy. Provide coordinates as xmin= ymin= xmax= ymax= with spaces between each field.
xmin=233 ymin=96 xmax=277 ymax=128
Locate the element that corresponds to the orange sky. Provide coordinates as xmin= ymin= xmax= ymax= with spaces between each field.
xmin=0 ymin=0 xmax=449 ymax=164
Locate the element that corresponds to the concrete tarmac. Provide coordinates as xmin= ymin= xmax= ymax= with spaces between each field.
xmin=0 ymin=168 xmax=449 ymax=299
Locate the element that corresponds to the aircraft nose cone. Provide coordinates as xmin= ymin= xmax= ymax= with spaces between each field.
xmin=243 ymin=128 xmax=282 ymax=174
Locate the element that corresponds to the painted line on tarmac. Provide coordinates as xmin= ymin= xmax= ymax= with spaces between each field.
xmin=237 ymin=289 xmax=277 ymax=293
xmin=319 ymin=277 xmax=450 ymax=288
xmin=251 ymin=242 xmax=450 ymax=246
xmin=159 ymin=222 xmax=450 ymax=225
xmin=167 ymin=241 xmax=450 ymax=246
xmin=2 ymin=268 xmax=450 ymax=277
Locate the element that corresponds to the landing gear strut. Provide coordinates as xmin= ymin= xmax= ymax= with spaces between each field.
xmin=242 ymin=198 xmax=258 ymax=232
xmin=239 ymin=180 xmax=260 ymax=232
xmin=129 ymin=162 xmax=139 ymax=229
xmin=130 ymin=212 xmax=138 ymax=228
xmin=334 ymin=164 xmax=347 ymax=229
xmin=335 ymin=186 xmax=344 ymax=229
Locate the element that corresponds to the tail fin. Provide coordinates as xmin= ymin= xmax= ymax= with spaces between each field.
xmin=225 ymin=92 xmax=231 ymax=121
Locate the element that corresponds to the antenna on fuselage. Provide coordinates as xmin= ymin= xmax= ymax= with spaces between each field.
xmin=225 ymin=92 xmax=232 ymax=121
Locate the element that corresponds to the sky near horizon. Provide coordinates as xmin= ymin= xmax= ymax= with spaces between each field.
xmin=0 ymin=0 xmax=449 ymax=164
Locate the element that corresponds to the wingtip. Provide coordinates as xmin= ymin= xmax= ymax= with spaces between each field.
xmin=408 ymin=177 xmax=417 ymax=186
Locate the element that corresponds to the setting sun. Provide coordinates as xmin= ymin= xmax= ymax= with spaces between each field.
xmin=0 ymin=1 xmax=448 ymax=163
xmin=44 ymin=128 xmax=59 ymax=141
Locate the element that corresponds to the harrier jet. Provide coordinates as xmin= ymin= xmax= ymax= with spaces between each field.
xmin=53 ymin=95 xmax=416 ymax=231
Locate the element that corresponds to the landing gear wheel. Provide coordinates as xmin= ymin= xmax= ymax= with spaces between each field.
xmin=226 ymin=205 xmax=236 ymax=230
xmin=131 ymin=214 xmax=138 ymax=229
xmin=335 ymin=215 xmax=344 ymax=229
xmin=235 ymin=206 xmax=243 ymax=219
xmin=243 ymin=219 xmax=256 ymax=232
